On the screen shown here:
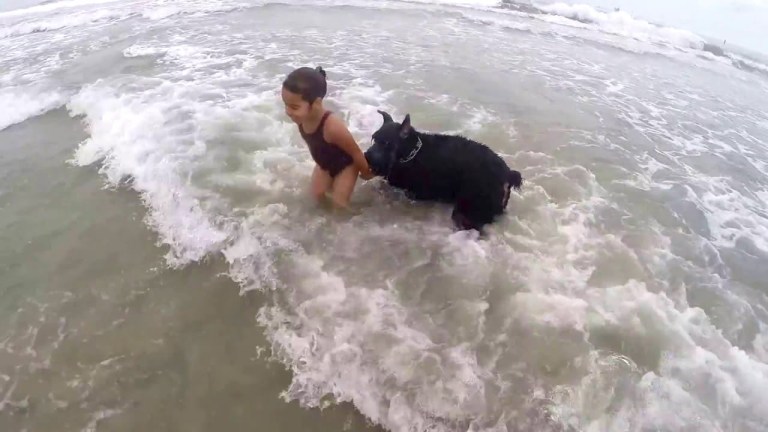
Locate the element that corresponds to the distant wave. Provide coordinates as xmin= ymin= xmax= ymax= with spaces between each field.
xmin=500 ymin=0 xmax=768 ymax=78
xmin=0 ymin=0 xmax=120 ymax=19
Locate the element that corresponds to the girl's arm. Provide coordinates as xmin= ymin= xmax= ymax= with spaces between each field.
xmin=324 ymin=116 xmax=374 ymax=180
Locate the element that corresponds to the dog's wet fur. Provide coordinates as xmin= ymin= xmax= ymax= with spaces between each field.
xmin=364 ymin=110 xmax=523 ymax=233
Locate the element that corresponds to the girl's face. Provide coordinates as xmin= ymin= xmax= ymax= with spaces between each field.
xmin=281 ymin=87 xmax=313 ymax=124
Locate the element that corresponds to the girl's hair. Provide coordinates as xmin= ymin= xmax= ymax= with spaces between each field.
xmin=282 ymin=66 xmax=327 ymax=103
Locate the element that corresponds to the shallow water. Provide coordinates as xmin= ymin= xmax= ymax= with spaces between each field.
xmin=2 ymin=1 xmax=768 ymax=431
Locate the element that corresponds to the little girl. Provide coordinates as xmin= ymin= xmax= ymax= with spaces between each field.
xmin=281 ymin=66 xmax=373 ymax=209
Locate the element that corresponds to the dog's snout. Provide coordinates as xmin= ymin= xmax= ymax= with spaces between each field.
xmin=365 ymin=148 xmax=387 ymax=176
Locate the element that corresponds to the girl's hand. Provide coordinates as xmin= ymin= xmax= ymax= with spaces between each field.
xmin=324 ymin=116 xmax=376 ymax=180
xmin=360 ymin=168 xmax=375 ymax=180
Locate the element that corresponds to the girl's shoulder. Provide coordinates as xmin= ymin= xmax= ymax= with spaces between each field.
xmin=322 ymin=112 xmax=352 ymax=142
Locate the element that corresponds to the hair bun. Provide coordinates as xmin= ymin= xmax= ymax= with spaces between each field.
xmin=315 ymin=66 xmax=326 ymax=78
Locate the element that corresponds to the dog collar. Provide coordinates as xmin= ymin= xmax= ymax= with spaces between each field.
xmin=398 ymin=136 xmax=423 ymax=163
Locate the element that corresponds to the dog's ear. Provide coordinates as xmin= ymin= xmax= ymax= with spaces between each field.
xmin=399 ymin=114 xmax=412 ymax=139
xmin=377 ymin=110 xmax=393 ymax=124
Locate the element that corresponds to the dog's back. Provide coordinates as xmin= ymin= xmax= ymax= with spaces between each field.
xmin=427 ymin=133 xmax=516 ymax=188
xmin=396 ymin=133 xmax=519 ymax=222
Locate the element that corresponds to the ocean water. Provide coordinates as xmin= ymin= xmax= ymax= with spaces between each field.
xmin=2 ymin=1 xmax=768 ymax=431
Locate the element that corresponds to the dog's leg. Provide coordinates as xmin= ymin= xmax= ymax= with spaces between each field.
xmin=501 ymin=169 xmax=522 ymax=212
xmin=451 ymin=205 xmax=472 ymax=230
xmin=451 ymin=193 xmax=491 ymax=232
xmin=502 ymin=182 xmax=511 ymax=210
xmin=509 ymin=169 xmax=523 ymax=190
xmin=451 ymin=206 xmax=491 ymax=238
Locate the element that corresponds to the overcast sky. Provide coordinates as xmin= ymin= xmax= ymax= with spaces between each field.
xmin=572 ymin=0 xmax=768 ymax=54
xmin=0 ymin=0 xmax=44 ymax=12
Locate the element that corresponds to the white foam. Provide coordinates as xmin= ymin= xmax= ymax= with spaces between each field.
xmin=0 ymin=0 xmax=122 ymax=19
xmin=139 ymin=0 xmax=245 ymax=21
xmin=553 ymin=281 xmax=768 ymax=431
xmin=0 ymin=88 xmax=66 ymax=131
xmin=406 ymin=0 xmax=500 ymax=8
xmin=698 ymin=181 xmax=768 ymax=252
xmin=0 ymin=8 xmax=129 ymax=39
xmin=82 ymin=407 xmax=123 ymax=432
xmin=67 ymin=79 xmax=232 ymax=266
xmin=273 ymin=0 xmax=500 ymax=11
xmin=255 ymin=251 xmax=495 ymax=431
xmin=512 ymin=292 xmax=589 ymax=330
xmin=755 ymin=326 xmax=768 ymax=363
xmin=0 ymin=0 xmax=247 ymax=39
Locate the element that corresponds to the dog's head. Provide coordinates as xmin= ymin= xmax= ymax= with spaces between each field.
xmin=364 ymin=110 xmax=417 ymax=177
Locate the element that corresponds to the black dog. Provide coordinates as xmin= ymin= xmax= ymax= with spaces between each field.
xmin=364 ymin=110 xmax=523 ymax=232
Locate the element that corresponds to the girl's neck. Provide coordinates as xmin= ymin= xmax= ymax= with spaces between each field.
xmin=301 ymin=103 xmax=326 ymax=131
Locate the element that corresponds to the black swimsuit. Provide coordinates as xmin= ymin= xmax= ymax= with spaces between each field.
xmin=300 ymin=111 xmax=353 ymax=178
